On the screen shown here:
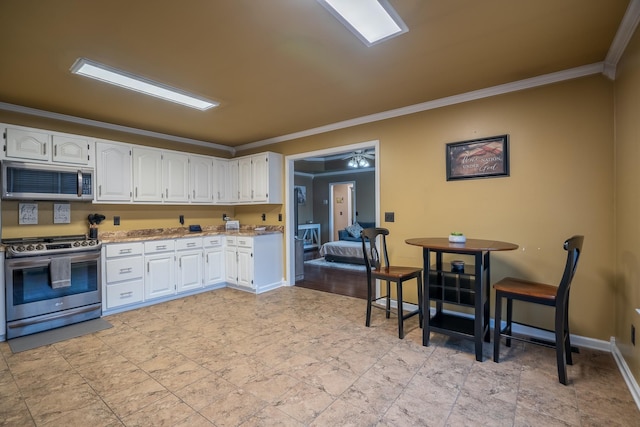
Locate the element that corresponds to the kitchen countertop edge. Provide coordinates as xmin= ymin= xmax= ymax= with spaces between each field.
xmin=99 ymin=225 xmax=283 ymax=244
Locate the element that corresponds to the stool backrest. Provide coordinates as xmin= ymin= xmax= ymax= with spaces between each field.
xmin=557 ymin=235 xmax=584 ymax=308
xmin=360 ymin=227 xmax=390 ymax=272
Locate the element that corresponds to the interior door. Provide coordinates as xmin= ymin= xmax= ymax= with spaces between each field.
xmin=330 ymin=182 xmax=354 ymax=241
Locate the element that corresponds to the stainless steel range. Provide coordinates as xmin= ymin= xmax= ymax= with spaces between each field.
xmin=3 ymin=235 xmax=102 ymax=339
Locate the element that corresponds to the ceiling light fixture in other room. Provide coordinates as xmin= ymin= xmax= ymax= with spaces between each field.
xmin=345 ymin=151 xmax=374 ymax=168
xmin=70 ymin=58 xmax=219 ymax=111
xmin=317 ymin=0 xmax=408 ymax=46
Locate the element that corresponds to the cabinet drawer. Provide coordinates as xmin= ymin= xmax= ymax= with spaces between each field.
xmin=236 ymin=236 xmax=253 ymax=248
xmin=176 ymin=237 xmax=203 ymax=251
xmin=203 ymin=235 xmax=223 ymax=247
xmin=106 ymin=257 xmax=143 ymax=283
xmin=144 ymin=240 xmax=175 ymax=253
xmin=105 ymin=242 xmax=143 ymax=258
xmin=225 ymin=236 xmax=237 ymax=246
xmin=106 ymin=280 xmax=143 ymax=309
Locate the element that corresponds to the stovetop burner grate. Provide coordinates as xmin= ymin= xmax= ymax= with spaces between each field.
xmin=2 ymin=234 xmax=101 ymax=257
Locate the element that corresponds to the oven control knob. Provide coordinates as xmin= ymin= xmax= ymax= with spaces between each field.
xmin=88 ymin=240 xmax=96 ymax=246
xmin=81 ymin=241 xmax=88 ymax=246
xmin=36 ymin=244 xmax=45 ymax=250
xmin=26 ymin=245 xmax=35 ymax=251
xmin=15 ymin=245 xmax=25 ymax=252
xmin=73 ymin=241 xmax=81 ymax=247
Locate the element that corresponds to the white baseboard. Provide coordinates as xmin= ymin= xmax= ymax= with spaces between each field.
xmin=610 ymin=337 xmax=640 ymax=410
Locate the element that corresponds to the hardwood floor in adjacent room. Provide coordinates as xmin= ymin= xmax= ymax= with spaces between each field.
xmin=296 ymin=262 xmax=367 ymax=299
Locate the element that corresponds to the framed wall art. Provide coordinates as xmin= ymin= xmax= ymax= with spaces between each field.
xmin=446 ymin=134 xmax=509 ymax=181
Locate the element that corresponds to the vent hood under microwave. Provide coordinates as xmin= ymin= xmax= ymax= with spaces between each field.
xmin=1 ymin=161 xmax=94 ymax=201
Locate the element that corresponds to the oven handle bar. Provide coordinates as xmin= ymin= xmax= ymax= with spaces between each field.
xmin=6 ymin=304 xmax=100 ymax=329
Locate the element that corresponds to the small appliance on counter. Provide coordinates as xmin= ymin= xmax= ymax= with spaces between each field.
xmin=225 ymin=220 xmax=240 ymax=231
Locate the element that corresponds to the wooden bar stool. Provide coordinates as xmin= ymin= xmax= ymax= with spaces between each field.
xmin=493 ymin=235 xmax=584 ymax=385
xmin=361 ymin=228 xmax=423 ymax=339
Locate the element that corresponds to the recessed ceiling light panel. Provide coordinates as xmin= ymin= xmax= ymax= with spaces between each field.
xmin=70 ymin=58 xmax=218 ymax=111
xmin=318 ymin=0 xmax=408 ymax=46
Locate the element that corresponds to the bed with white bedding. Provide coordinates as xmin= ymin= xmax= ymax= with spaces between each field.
xmin=319 ymin=240 xmax=369 ymax=265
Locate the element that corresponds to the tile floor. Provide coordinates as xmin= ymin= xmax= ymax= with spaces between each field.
xmin=0 ymin=286 xmax=638 ymax=426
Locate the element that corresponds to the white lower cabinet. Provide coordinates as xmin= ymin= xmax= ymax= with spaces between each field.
xmin=144 ymin=240 xmax=176 ymax=300
xmin=225 ymin=233 xmax=283 ymax=293
xmin=204 ymin=236 xmax=225 ymax=287
xmin=176 ymin=237 xmax=203 ymax=293
xmin=102 ymin=232 xmax=282 ymax=314
xmin=103 ymin=242 xmax=144 ymax=310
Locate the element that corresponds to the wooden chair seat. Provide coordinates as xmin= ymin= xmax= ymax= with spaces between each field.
xmin=371 ymin=266 xmax=423 ymax=281
xmin=493 ymin=277 xmax=558 ymax=301
xmin=361 ymin=227 xmax=423 ymax=339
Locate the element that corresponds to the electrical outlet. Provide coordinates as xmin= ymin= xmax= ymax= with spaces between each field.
xmin=632 ymin=325 xmax=636 ymax=346
xmin=385 ymin=212 xmax=395 ymax=222
xmin=179 ymin=215 xmax=184 ymax=225
xmin=222 ymin=213 xmax=227 ymax=220
xmin=261 ymin=213 xmax=266 ymax=221
xmin=113 ymin=216 xmax=120 ymax=226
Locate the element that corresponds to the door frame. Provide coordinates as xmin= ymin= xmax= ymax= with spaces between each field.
xmin=284 ymin=140 xmax=380 ymax=285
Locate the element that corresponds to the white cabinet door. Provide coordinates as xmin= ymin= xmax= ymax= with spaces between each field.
xmin=213 ymin=158 xmax=229 ymax=204
xmin=238 ymin=157 xmax=253 ymax=202
xmin=190 ymin=155 xmax=213 ymax=203
xmin=204 ymin=247 xmax=224 ymax=286
xmin=224 ymin=246 xmax=238 ymax=284
xmin=133 ymin=147 xmax=163 ymax=202
xmin=228 ymin=159 xmax=239 ymax=203
xmin=145 ymin=253 xmax=175 ymax=299
xmin=251 ymin=153 xmax=269 ymax=202
xmin=177 ymin=250 xmax=203 ymax=292
xmin=237 ymin=246 xmax=254 ymax=289
xmin=5 ymin=127 xmax=49 ymax=161
xmin=52 ymin=134 xmax=91 ymax=165
xmin=163 ymin=151 xmax=190 ymax=202
xmin=96 ymin=141 xmax=132 ymax=201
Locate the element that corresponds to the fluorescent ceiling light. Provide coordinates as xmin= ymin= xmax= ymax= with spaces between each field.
xmin=318 ymin=0 xmax=408 ymax=46
xmin=70 ymin=58 xmax=218 ymax=111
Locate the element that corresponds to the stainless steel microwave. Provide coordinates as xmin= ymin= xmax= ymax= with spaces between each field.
xmin=1 ymin=160 xmax=94 ymax=201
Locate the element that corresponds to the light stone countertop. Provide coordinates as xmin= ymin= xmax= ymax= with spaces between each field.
xmin=98 ymin=225 xmax=283 ymax=244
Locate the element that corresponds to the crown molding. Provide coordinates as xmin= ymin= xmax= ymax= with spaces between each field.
xmin=0 ymin=101 xmax=235 ymax=154
xmin=239 ymin=63 xmax=604 ymax=152
xmin=604 ymin=0 xmax=640 ymax=79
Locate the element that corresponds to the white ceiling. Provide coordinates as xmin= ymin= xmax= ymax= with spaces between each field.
xmin=0 ymin=1 xmax=635 ymax=153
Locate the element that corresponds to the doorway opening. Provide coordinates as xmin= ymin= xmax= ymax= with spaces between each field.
xmin=285 ymin=140 xmax=380 ymax=290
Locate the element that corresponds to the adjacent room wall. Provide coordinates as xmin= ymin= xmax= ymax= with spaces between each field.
xmin=614 ymin=23 xmax=640 ymax=382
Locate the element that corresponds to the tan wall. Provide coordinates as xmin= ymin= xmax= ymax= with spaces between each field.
xmin=614 ymin=25 xmax=640 ymax=382
xmin=273 ymin=75 xmax=615 ymax=340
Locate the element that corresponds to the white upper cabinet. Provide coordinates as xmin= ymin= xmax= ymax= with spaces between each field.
xmin=133 ymin=147 xmax=163 ymax=202
xmin=5 ymin=127 xmax=49 ymax=161
xmin=235 ymin=152 xmax=283 ymax=204
xmin=238 ymin=157 xmax=253 ymax=202
xmin=95 ymin=141 xmax=132 ymax=202
xmin=162 ymin=151 xmax=190 ymax=203
xmin=189 ymin=154 xmax=213 ymax=203
xmin=215 ymin=159 xmax=239 ymax=204
xmin=252 ymin=152 xmax=281 ymax=203
xmin=52 ymin=134 xmax=90 ymax=165
xmin=3 ymin=125 xmax=93 ymax=166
